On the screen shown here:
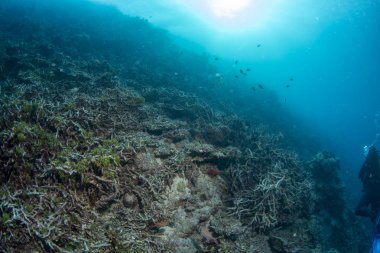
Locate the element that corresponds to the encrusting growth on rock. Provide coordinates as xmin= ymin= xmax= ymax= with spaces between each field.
xmin=198 ymin=222 xmax=218 ymax=245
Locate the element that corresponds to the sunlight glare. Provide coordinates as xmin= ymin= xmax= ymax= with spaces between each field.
xmin=208 ymin=0 xmax=250 ymax=19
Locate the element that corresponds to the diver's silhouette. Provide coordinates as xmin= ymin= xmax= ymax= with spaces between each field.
xmin=355 ymin=146 xmax=380 ymax=221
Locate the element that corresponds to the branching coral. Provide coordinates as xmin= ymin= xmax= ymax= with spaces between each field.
xmin=0 ymin=1 xmax=354 ymax=252
xmin=0 ymin=43 xmax=173 ymax=252
xmin=226 ymin=129 xmax=312 ymax=231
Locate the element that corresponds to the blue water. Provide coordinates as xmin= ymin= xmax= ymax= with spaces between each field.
xmin=92 ymin=0 xmax=380 ymax=203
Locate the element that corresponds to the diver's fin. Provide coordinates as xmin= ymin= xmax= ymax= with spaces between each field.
xmin=372 ymin=235 xmax=380 ymax=253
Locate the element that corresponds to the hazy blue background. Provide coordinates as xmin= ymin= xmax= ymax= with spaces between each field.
xmin=90 ymin=0 xmax=380 ymax=203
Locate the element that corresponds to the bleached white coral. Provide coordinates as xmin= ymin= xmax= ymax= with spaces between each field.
xmin=165 ymin=175 xmax=191 ymax=203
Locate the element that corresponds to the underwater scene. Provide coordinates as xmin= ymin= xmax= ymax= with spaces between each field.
xmin=1 ymin=0 xmax=380 ymax=252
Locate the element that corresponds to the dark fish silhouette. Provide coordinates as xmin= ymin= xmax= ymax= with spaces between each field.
xmin=258 ymin=84 xmax=264 ymax=89
xmin=234 ymin=75 xmax=239 ymax=78
xmin=246 ymin=68 xmax=251 ymax=72
xmin=251 ymin=86 xmax=256 ymax=91
xmin=289 ymin=77 xmax=294 ymax=81
xmin=214 ymin=57 xmax=219 ymax=61
xmin=257 ymin=44 xmax=261 ymax=47
xmin=234 ymin=60 xmax=238 ymax=64
xmin=239 ymin=69 xmax=247 ymax=75
xmin=286 ymin=84 xmax=291 ymax=88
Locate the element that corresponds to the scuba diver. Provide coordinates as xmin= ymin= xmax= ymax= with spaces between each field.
xmin=356 ymin=146 xmax=380 ymax=219
xmin=355 ymin=145 xmax=380 ymax=252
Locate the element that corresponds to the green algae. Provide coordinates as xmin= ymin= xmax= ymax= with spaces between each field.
xmin=51 ymin=137 xmax=121 ymax=180
xmin=1 ymin=212 xmax=11 ymax=225
xmin=126 ymin=95 xmax=145 ymax=106
xmin=11 ymin=121 xmax=56 ymax=149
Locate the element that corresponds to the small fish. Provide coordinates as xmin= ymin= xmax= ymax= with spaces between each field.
xmin=234 ymin=75 xmax=239 ymax=78
xmin=286 ymin=84 xmax=291 ymax=88
xmin=257 ymin=44 xmax=261 ymax=47
xmin=289 ymin=77 xmax=294 ymax=81
xmin=234 ymin=60 xmax=238 ymax=64
xmin=150 ymin=219 xmax=170 ymax=229
xmin=239 ymin=69 xmax=246 ymax=75
xmin=246 ymin=68 xmax=251 ymax=72
xmin=251 ymin=86 xmax=256 ymax=91
xmin=258 ymin=84 xmax=264 ymax=89
xmin=214 ymin=57 xmax=219 ymax=61
xmin=207 ymin=168 xmax=222 ymax=176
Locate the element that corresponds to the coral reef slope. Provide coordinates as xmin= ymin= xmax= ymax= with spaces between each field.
xmin=0 ymin=0 xmax=370 ymax=252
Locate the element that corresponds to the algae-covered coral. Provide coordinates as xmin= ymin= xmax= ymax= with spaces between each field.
xmin=0 ymin=0 xmax=370 ymax=252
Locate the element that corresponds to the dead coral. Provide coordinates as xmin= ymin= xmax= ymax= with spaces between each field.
xmin=306 ymin=152 xmax=370 ymax=252
xmin=198 ymin=222 xmax=218 ymax=245
xmin=0 ymin=1 xmax=363 ymax=252
xmin=0 ymin=41 xmax=174 ymax=252
xmin=226 ymin=128 xmax=312 ymax=231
